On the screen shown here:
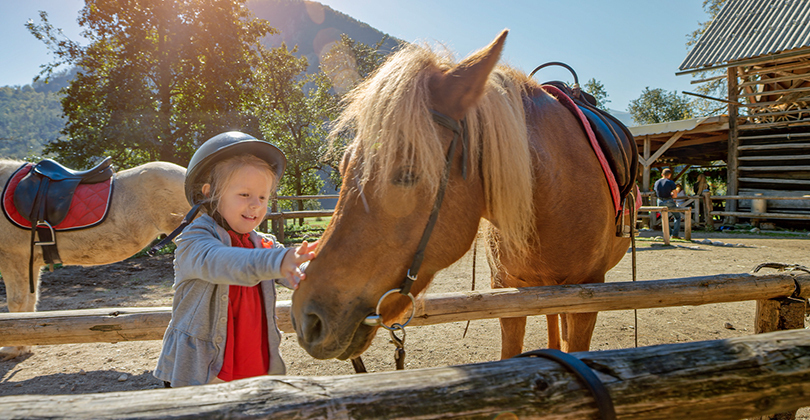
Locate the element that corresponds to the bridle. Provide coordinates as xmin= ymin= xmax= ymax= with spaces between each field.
xmin=353 ymin=109 xmax=469 ymax=372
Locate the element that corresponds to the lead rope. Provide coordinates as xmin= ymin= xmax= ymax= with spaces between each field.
xmin=629 ymin=189 xmax=639 ymax=348
xmin=462 ymin=235 xmax=478 ymax=339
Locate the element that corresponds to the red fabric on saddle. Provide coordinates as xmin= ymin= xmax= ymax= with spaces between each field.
xmin=1 ymin=163 xmax=114 ymax=231
xmin=542 ymin=84 xmax=622 ymax=215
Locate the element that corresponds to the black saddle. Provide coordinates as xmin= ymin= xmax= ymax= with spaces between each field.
xmin=541 ymin=79 xmax=638 ymax=201
xmin=531 ymin=62 xmax=639 ymax=238
xmin=12 ymin=157 xmax=114 ymax=293
xmin=14 ymin=157 xmax=114 ymax=227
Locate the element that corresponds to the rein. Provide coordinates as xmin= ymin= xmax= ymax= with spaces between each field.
xmin=353 ymin=109 xmax=469 ymax=372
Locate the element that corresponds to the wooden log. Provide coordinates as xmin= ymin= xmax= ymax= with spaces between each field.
xmin=1 ymin=329 xmax=810 ymax=420
xmin=710 ymin=211 xmax=810 ymax=220
xmin=756 ymin=297 xmax=806 ymax=334
xmin=753 ymin=297 xmax=807 ymax=420
xmin=2 ymin=274 xmax=808 ymax=347
xmin=263 ymin=210 xmax=334 ymax=220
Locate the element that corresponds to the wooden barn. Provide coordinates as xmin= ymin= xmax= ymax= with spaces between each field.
xmin=637 ymin=0 xmax=810 ymax=226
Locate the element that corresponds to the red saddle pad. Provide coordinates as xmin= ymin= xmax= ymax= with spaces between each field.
xmin=2 ymin=163 xmax=114 ymax=231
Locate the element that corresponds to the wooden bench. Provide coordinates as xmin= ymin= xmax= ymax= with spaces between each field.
xmin=638 ymin=206 xmax=691 ymax=245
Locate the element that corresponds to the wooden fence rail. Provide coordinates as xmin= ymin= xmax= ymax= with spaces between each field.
xmin=264 ymin=194 xmax=338 ymax=241
xmin=1 ymin=328 xmax=809 ymax=419
xmin=640 ymin=191 xmax=810 ymax=226
xmin=1 ymin=273 xmax=806 ymax=347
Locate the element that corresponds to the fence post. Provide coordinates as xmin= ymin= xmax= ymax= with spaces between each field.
xmin=753 ymin=296 xmax=806 ymax=420
xmin=702 ymin=191 xmax=714 ymax=229
xmin=270 ymin=199 xmax=279 ymax=236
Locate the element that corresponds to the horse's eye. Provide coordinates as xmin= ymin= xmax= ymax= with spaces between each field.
xmin=392 ymin=168 xmax=418 ymax=187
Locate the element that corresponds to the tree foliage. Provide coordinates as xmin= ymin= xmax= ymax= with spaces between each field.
xmin=0 ymin=69 xmax=75 ymax=160
xmin=319 ymin=34 xmax=391 ymax=187
xmin=27 ymin=0 xmax=278 ymax=169
xmin=254 ymin=44 xmax=337 ymax=213
xmin=628 ymin=87 xmax=694 ymax=125
xmin=583 ymin=78 xmax=610 ymax=111
xmin=254 ymin=35 xmax=390 ymax=218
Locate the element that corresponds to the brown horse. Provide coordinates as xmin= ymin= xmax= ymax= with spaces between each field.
xmin=0 ymin=159 xmax=189 ymax=360
xmin=291 ymin=30 xmax=631 ymax=361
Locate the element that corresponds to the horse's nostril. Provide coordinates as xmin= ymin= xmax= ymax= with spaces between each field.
xmin=303 ymin=312 xmax=324 ymax=344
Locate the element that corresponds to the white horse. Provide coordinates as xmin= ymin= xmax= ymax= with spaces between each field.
xmin=0 ymin=158 xmax=189 ymax=360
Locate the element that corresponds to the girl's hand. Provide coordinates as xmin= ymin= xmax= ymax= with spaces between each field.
xmin=281 ymin=240 xmax=318 ymax=289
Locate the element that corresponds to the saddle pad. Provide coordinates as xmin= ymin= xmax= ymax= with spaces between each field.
xmin=542 ymin=84 xmax=629 ymax=216
xmin=2 ymin=163 xmax=114 ymax=231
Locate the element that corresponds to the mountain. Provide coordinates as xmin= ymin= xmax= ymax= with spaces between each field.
xmin=608 ymin=108 xmax=635 ymax=127
xmin=0 ymin=68 xmax=76 ymax=159
xmin=247 ymin=0 xmax=400 ymax=71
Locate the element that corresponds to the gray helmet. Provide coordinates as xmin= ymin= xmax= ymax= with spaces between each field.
xmin=184 ymin=131 xmax=286 ymax=205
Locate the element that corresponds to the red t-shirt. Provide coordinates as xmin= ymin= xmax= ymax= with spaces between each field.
xmin=217 ymin=231 xmax=271 ymax=381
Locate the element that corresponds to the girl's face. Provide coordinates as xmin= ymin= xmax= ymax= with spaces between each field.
xmin=204 ymin=164 xmax=274 ymax=234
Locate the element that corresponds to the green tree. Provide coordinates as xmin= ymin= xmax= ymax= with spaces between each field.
xmin=628 ymin=87 xmax=694 ymax=125
xmin=0 ymin=84 xmax=64 ymax=160
xmin=319 ymin=34 xmax=391 ymax=187
xmin=27 ymin=0 xmax=277 ymax=169
xmin=686 ymin=0 xmax=728 ymax=116
xmin=583 ymin=78 xmax=610 ymax=111
xmin=254 ymin=44 xmax=338 ymax=221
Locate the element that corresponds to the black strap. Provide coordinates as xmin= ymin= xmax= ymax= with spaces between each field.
xmin=27 ymin=178 xmax=49 ymax=294
xmin=399 ymin=110 xmax=463 ymax=296
xmin=147 ymin=203 xmax=202 ymax=256
xmin=350 ymin=357 xmax=367 ymax=373
xmin=515 ymin=349 xmax=616 ymax=420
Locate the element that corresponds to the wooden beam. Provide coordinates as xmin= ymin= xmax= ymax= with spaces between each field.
xmin=711 ymin=211 xmax=810 ymax=220
xmin=738 ymin=154 xmax=810 ymax=161
xmin=2 ymin=329 xmax=810 ymax=420
xmin=641 ymin=135 xmax=651 ymax=192
xmin=727 ymin=66 xmax=740 ymax=223
xmin=1 ymin=274 xmax=806 ymax=347
xmin=738 ymin=177 xmax=810 ymax=186
xmin=647 ymin=131 xmax=685 ymax=163
xmin=738 ymin=142 xmax=810 ymax=151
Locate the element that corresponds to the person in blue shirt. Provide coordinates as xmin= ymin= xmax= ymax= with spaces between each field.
xmin=653 ymin=168 xmax=681 ymax=238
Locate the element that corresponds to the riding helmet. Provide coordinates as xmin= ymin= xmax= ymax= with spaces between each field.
xmin=184 ymin=131 xmax=287 ymax=205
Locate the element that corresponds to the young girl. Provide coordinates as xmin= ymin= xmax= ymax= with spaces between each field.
xmin=154 ymin=131 xmax=316 ymax=387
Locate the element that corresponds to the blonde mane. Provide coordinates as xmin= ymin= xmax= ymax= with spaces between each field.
xmin=331 ymin=43 xmax=536 ymax=257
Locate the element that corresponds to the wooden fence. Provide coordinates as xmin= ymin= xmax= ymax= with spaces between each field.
xmin=0 ymin=272 xmax=806 ymax=419
xmin=1 ymin=328 xmax=808 ymax=419
xmin=640 ymin=191 xmax=810 ymax=228
xmin=0 ymin=273 xmax=805 ymax=346
xmin=263 ymin=194 xmax=338 ymax=241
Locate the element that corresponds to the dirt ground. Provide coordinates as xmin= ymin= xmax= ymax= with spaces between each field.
xmin=1 ymin=228 xmax=809 ymax=417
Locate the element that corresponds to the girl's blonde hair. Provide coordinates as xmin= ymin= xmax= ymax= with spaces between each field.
xmin=198 ymin=154 xmax=277 ymax=217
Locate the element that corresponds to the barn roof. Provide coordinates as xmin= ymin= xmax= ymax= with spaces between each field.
xmin=679 ymin=0 xmax=810 ymax=73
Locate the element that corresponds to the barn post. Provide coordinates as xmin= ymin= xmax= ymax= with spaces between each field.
xmin=642 ymin=135 xmax=651 ymax=195
xmin=754 ymin=295 xmax=806 ymax=420
xmin=725 ymin=66 xmax=740 ymax=225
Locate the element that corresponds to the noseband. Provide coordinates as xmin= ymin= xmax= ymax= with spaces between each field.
xmin=363 ymin=109 xmax=469 ymax=331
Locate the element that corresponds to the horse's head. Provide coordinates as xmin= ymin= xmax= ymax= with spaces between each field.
xmin=291 ymin=31 xmax=511 ymax=360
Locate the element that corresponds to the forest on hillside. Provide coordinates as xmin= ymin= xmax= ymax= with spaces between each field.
xmin=0 ymin=69 xmax=73 ymax=160
xmin=0 ymin=0 xmax=395 ymax=162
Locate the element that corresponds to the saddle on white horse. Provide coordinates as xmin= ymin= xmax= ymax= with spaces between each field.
xmin=1 ymin=158 xmax=115 ymax=293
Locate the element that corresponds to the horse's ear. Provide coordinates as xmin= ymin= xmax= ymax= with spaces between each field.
xmin=430 ymin=29 xmax=508 ymax=120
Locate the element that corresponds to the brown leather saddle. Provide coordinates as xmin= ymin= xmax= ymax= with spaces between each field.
xmin=11 ymin=157 xmax=114 ymax=293
xmin=532 ymin=62 xmax=639 ymax=236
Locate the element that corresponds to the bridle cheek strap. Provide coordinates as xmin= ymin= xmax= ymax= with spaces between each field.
xmin=399 ymin=110 xmax=467 ymax=296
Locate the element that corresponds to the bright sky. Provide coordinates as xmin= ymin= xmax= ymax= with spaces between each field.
xmin=0 ymin=0 xmax=709 ymax=112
